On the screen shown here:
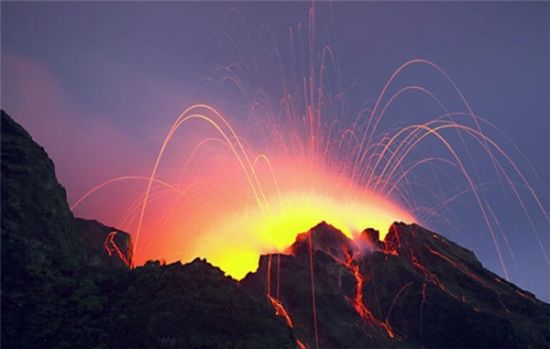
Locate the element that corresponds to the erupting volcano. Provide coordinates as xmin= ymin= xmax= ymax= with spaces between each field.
xmin=2 ymin=1 xmax=549 ymax=348
xmin=59 ymin=5 xmax=548 ymax=291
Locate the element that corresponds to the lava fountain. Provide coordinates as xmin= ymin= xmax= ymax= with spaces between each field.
xmin=72 ymin=4 xmax=548 ymax=287
xmin=193 ymin=155 xmax=414 ymax=279
xmin=74 ymin=102 xmax=414 ymax=279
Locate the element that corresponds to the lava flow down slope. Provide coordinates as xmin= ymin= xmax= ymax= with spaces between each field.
xmin=2 ymin=110 xmax=549 ymax=348
xmin=243 ymin=222 xmax=550 ymax=348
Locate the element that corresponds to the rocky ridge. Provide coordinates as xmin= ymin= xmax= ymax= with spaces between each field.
xmin=2 ymin=110 xmax=548 ymax=348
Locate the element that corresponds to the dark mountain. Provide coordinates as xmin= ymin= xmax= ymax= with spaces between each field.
xmin=242 ymin=222 xmax=550 ymax=348
xmin=106 ymin=258 xmax=295 ymax=348
xmin=1 ymin=109 xmax=549 ymax=348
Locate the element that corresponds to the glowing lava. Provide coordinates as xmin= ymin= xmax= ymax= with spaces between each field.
xmin=104 ymin=231 xmax=131 ymax=267
xmin=45 ymin=5 xmax=550 ymax=349
xmin=71 ymin=4 xmax=549 ymax=300
xmin=196 ymin=169 xmax=414 ymax=279
xmin=268 ymin=295 xmax=295 ymax=328
xmin=342 ymin=248 xmax=395 ymax=338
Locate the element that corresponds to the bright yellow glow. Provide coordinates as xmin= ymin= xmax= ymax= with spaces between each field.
xmin=123 ymin=148 xmax=414 ymax=280
xmin=196 ymin=189 xmax=413 ymax=279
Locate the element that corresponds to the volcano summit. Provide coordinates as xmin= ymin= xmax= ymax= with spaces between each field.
xmin=244 ymin=222 xmax=550 ymax=348
xmin=1 ymin=110 xmax=549 ymax=348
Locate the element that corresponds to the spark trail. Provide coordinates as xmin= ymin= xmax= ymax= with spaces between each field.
xmin=72 ymin=4 xmax=549 ymax=347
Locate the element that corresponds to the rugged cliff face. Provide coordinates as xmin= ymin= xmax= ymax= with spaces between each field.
xmin=1 ymin=111 xmax=112 ymax=346
xmin=1 ymin=111 xmax=83 ymax=264
xmin=1 ymin=110 xmax=132 ymax=270
xmin=242 ymin=222 xmax=550 ymax=348
xmin=2 ymin=110 xmax=85 ymax=346
xmin=75 ymin=218 xmax=133 ymax=268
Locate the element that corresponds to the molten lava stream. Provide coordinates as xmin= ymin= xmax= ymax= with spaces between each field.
xmin=103 ymin=231 xmax=131 ymax=267
xmin=267 ymin=295 xmax=308 ymax=349
xmin=267 ymin=295 xmax=294 ymax=328
xmin=342 ymin=248 xmax=395 ymax=338
xmin=266 ymin=250 xmax=312 ymax=348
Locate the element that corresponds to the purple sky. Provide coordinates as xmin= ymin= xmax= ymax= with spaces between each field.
xmin=2 ymin=2 xmax=549 ymax=300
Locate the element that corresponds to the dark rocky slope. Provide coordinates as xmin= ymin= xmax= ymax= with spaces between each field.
xmin=1 ymin=110 xmax=295 ymax=348
xmin=242 ymin=222 xmax=550 ymax=348
xmin=2 ymin=110 xmax=549 ymax=348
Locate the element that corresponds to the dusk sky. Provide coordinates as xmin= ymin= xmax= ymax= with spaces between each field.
xmin=2 ymin=2 xmax=549 ymax=301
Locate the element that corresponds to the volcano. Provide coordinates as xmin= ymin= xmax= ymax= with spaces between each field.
xmin=243 ymin=222 xmax=550 ymax=348
xmin=2 ymin=110 xmax=549 ymax=348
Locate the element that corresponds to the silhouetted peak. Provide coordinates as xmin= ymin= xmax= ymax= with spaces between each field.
xmin=356 ymin=227 xmax=384 ymax=251
xmin=1 ymin=110 xmax=33 ymax=140
xmin=384 ymin=222 xmax=482 ymax=270
xmin=243 ymin=221 xmax=550 ymax=348
xmin=289 ymin=221 xmax=352 ymax=258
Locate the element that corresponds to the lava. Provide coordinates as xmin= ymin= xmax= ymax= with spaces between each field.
xmin=342 ymin=248 xmax=395 ymax=338
xmin=267 ymin=295 xmax=295 ymax=328
xmin=69 ymin=5 xmax=550 ymax=345
xmin=296 ymin=339 xmax=307 ymax=349
xmin=267 ymin=295 xmax=309 ymax=349
xmin=411 ymin=253 xmax=441 ymax=287
xmin=103 ymin=231 xmax=131 ymax=267
xmin=72 ymin=36 xmax=547 ymax=284
xmin=190 ymin=164 xmax=414 ymax=280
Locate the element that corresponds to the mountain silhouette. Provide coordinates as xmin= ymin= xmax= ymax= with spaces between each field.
xmin=243 ymin=222 xmax=550 ymax=348
xmin=1 ymin=110 xmax=548 ymax=348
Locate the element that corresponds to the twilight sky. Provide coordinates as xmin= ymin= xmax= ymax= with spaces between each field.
xmin=2 ymin=2 xmax=549 ymax=300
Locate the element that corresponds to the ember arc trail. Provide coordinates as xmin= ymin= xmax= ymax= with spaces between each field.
xmin=72 ymin=6 xmax=548 ymax=286
xmin=3 ymin=2 xmax=550 ymax=349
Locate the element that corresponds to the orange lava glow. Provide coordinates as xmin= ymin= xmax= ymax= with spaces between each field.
xmin=342 ymin=248 xmax=395 ymax=338
xmin=104 ymin=231 xmax=131 ymax=267
xmin=100 ymin=126 xmax=414 ymax=279
xmin=267 ymin=295 xmax=295 ymax=328
xmin=73 ymin=100 xmax=413 ymax=282
xmin=71 ymin=5 xmax=550 ymax=297
xmin=66 ymin=8 xmax=550 ymax=347
xmin=296 ymin=339 xmax=307 ymax=349
xmin=194 ymin=160 xmax=414 ymax=279
xmin=268 ymin=294 xmax=309 ymax=348
xmin=71 ymin=55 xmax=549 ymax=288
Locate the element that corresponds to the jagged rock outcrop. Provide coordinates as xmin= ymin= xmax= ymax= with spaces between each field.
xmin=76 ymin=218 xmax=132 ymax=268
xmin=105 ymin=258 xmax=296 ymax=348
xmin=242 ymin=222 xmax=550 ymax=348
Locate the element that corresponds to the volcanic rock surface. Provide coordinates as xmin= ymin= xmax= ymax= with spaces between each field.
xmin=75 ymin=218 xmax=132 ymax=268
xmin=2 ymin=110 xmax=549 ymax=348
xmin=1 ymin=110 xmax=132 ymax=269
xmin=242 ymin=222 xmax=550 ymax=348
